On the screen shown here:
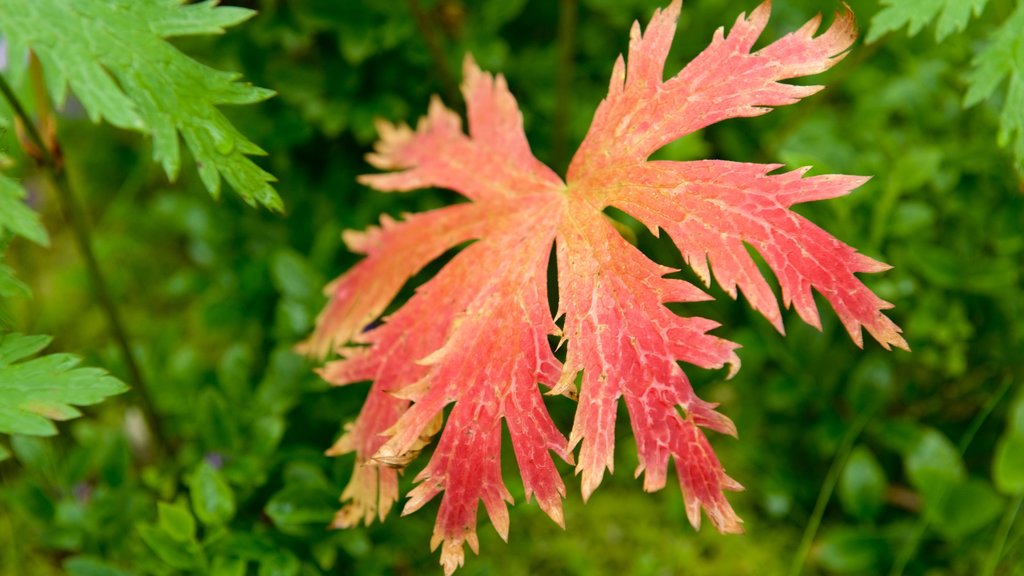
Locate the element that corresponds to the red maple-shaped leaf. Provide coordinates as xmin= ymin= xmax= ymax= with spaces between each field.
xmin=303 ymin=2 xmax=907 ymax=573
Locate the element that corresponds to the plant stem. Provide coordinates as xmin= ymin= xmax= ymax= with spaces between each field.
xmin=788 ymin=411 xmax=872 ymax=576
xmin=983 ymin=495 xmax=1023 ymax=576
xmin=406 ymin=0 xmax=460 ymax=108
xmin=0 ymin=71 xmax=167 ymax=452
xmin=553 ymin=0 xmax=578 ymax=174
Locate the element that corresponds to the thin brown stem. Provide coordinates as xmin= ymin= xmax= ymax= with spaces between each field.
xmin=406 ymin=0 xmax=461 ymax=108
xmin=0 ymin=69 xmax=167 ymax=453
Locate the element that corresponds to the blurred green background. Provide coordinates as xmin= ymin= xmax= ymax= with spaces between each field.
xmin=2 ymin=0 xmax=1023 ymax=574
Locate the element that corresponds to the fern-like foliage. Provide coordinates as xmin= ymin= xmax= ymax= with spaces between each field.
xmin=868 ymin=0 xmax=989 ymax=41
xmin=0 ymin=173 xmax=47 ymax=246
xmin=0 ymin=333 xmax=127 ymax=460
xmin=0 ymin=0 xmax=280 ymax=210
xmin=0 ymin=130 xmax=126 ymax=462
xmin=869 ymin=0 xmax=1024 ymax=173
xmin=964 ymin=4 xmax=1024 ymax=174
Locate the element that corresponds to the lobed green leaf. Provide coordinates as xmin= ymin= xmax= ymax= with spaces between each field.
xmin=0 ymin=332 xmax=127 ymax=437
xmin=0 ymin=0 xmax=281 ymax=210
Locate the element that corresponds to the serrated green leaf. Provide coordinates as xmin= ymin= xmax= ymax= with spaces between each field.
xmin=0 ymin=257 xmax=31 ymax=328
xmin=0 ymin=174 xmax=48 ymax=246
xmin=964 ymin=3 xmax=1024 ymax=173
xmin=0 ymin=260 xmax=31 ymax=300
xmin=190 ymin=461 xmax=236 ymax=526
xmin=867 ymin=0 xmax=989 ymax=42
xmin=0 ymin=333 xmax=127 ymax=437
xmin=0 ymin=0 xmax=281 ymax=210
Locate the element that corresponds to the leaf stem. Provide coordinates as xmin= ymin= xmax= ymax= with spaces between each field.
xmin=788 ymin=410 xmax=872 ymax=576
xmin=0 ymin=70 xmax=167 ymax=453
xmin=983 ymin=495 xmax=1023 ymax=576
xmin=406 ymin=0 xmax=461 ymax=108
xmin=553 ymin=0 xmax=578 ymax=174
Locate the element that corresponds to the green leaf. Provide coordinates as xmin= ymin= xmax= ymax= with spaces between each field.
xmin=844 ymin=356 xmax=894 ymax=414
xmin=994 ymin=433 xmax=1024 ymax=495
xmin=904 ymin=428 xmax=965 ymax=505
xmin=190 ymin=461 xmax=237 ymax=526
xmin=993 ymin=390 xmax=1024 ymax=495
xmin=932 ymin=478 xmax=1005 ymax=539
xmin=0 ymin=333 xmax=127 ymax=437
xmin=138 ymin=523 xmax=205 ymax=571
xmin=270 ymin=249 xmax=324 ymax=305
xmin=1006 ymin=388 xmax=1024 ymax=435
xmin=0 ymin=0 xmax=281 ymax=210
xmin=210 ymin=556 xmax=247 ymax=576
xmin=63 ymin=556 xmax=135 ymax=576
xmin=264 ymin=484 xmax=336 ymax=532
xmin=0 ymin=174 xmax=48 ymax=246
xmin=815 ymin=527 xmax=888 ymax=573
xmin=867 ymin=0 xmax=989 ymax=42
xmin=964 ymin=3 xmax=1024 ymax=173
xmin=258 ymin=551 xmax=300 ymax=576
xmin=839 ymin=446 xmax=888 ymax=521
xmin=157 ymin=501 xmax=197 ymax=543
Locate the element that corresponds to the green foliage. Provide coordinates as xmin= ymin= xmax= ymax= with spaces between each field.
xmin=0 ymin=175 xmax=47 ymax=246
xmin=0 ymin=0 xmax=280 ymax=210
xmin=965 ymin=3 xmax=1024 ymax=173
xmin=994 ymin=390 xmax=1024 ymax=495
xmin=838 ymin=446 xmax=887 ymax=520
xmin=868 ymin=0 xmax=989 ymax=41
xmin=870 ymin=0 xmax=1024 ymax=173
xmin=0 ymin=333 xmax=127 ymax=456
xmin=1 ymin=0 xmax=1022 ymax=575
